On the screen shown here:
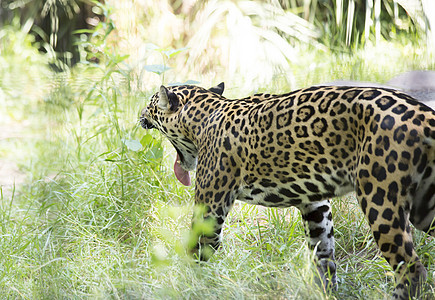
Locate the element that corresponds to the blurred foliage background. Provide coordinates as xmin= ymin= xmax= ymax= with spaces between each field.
xmin=1 ymin=0 xmax=434 ymax=91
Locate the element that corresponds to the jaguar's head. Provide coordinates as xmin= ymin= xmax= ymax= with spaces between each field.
xmin=140 ymin=83 xmax=224 ymax=186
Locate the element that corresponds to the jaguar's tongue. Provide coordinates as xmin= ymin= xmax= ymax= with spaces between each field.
xmin=174 ymin=153 xmax=191 ymax=186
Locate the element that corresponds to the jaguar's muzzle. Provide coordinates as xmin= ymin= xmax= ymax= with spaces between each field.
xmin=140 ymin=117 xmax=155 ymax=129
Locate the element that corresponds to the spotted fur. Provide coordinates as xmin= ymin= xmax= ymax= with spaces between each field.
xmin=140 ymin=83 xmax=435 ymax=299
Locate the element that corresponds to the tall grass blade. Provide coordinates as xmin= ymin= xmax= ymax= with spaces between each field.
xmin=346 ymin=0 xmax=355 ymax=46
xmin=336 ymin=0 xmax=343 ymax=26
xmin=422 ymin=0 xmax=435 ymax=55
xmin=374 ymin=0 xmax=381 ymax=42
xmin=365 ymin=0 xmax=373 ymax=41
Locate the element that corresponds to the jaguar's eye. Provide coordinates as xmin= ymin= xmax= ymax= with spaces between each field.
xmin=140 ymin=107 xmax=148 ymax=118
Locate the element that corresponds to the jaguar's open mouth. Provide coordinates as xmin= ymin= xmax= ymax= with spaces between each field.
xmin=173 ymin=147 xmax=191 ymax=186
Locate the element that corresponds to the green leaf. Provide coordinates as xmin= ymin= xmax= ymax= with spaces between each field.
xmin=163 ymin=47 xmax=188 ymax=58
xmin=73 ymin=29 xmax=94 ymax=34
xmin=140 ymin=134 xmax=154 ymax=147
xmin=144 ymin=64 xmax=171 ymax=75
xmin=140 ymin=134 xmax=163 ymax=161
xmin=168 ymin=80 xmax=200 ymax=86
xmin=148 ymin=145 xmax=163 ymax=160
xmin=104 ymin=22 xmax=115 ymax=39
xmin=123 ymin=139 xmax=142 ymax=152
xmin=103 ymin=151 xmax=120 ymax=162
xmin=145 ymin=43 xmax=160 ymax=51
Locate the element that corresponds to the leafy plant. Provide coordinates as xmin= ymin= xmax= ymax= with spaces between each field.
xmin=1 ymin=0 xmax=106 ymax=68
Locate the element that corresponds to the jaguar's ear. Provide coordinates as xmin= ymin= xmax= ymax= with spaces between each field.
xmin=209 ymin=82 xmax=224 ymax=95
xmin=158 ymin=85 xmax=179 ymax=111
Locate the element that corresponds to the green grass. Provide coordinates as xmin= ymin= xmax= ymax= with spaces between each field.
xmin=1 ymin=25 xmax=435 ymax=300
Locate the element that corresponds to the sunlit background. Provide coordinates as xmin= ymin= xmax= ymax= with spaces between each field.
xmin=1 ymin=0 xmax=434 ymax=95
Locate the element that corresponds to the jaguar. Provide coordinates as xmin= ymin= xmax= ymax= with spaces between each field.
xmin=140 ymin=83 xmax=435 ymax=299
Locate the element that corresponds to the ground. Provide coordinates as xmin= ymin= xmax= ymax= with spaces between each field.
xmin=0 ymin=122 xmax=27 ymax=196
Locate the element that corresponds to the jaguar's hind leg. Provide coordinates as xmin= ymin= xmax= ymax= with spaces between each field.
xmin=356 ymin=179 xmax=427 ymax=299
xmin=410 ymin=171 xmax=435 ymax=237
xmin=299 ymin=200 xmax=337 ymax=291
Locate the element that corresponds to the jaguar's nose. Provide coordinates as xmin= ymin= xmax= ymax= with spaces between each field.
xmin=139 ymin=108 xmax=155 ymax=129
xmin=140 ymin=117 xmax=155 ymax=129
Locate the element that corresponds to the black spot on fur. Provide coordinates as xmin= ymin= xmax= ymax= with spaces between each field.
xmin=264 ymin=194 xmax=284 ymax=203
xmin=303 ymin=210 xmax=325 ymax=223
xmin=364 ymin=182 xmax=373 ymax=195
xmin=372 ymin=188 xmax=385 ymax=206
xmin=376 ymin=96 xmax=397 ymax=110
xmin=379 ymin=224 xmax=390 ymax=234
xmin=380 ymin=115 xmax=395 ymax=130
xmin=308 ymin=227 xmax=325 ymax=238
xmin=371 ymin=162 xmax=387 ymax=181
xmin=401 ymin=110 xmax=415 ymax=121
xmin=279 ymin=188 xmax=298 ymax=198
xmin=368 ymin=208 xmax=379 ymax=224
xmin=223 ymin=137 xmax=231 ymax=151
xmin=382 ymin=208 xmax=394 ymax=221
xmin=359 ymin=89 xmax=382 ymax=100
xmin=304 ymin=182 xmax=320 ymax=193
xmin=394 ymin=234 xmax=403 ymax=246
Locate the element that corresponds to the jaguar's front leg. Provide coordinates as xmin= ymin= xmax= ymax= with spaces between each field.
xmin=189 ymin=171 xmax=236 ymax=261
xmin=298 ymin=200 xmax=337 ymax=291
